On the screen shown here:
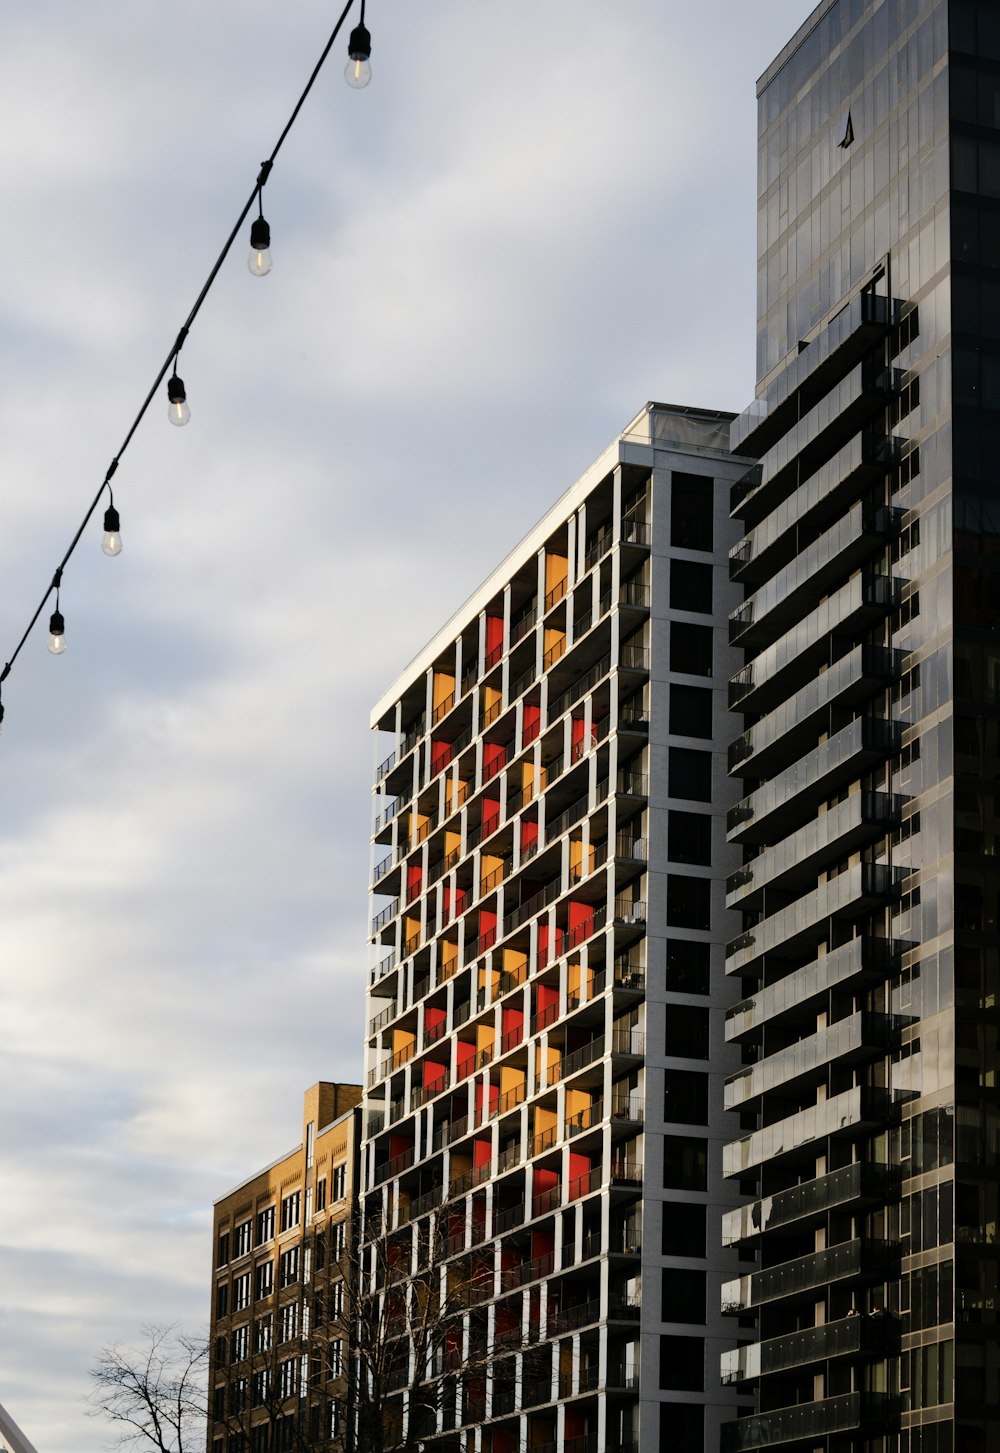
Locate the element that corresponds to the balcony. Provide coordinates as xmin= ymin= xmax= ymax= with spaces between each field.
xmin=722 ymin=1161 xmax=899 ymax=1246
xmin=730 ymin=291 xmax=891 ymax=463
xmin=729 ymin=503 xmax=900 ymax=652
xmin=724 ymin=1010 xmax=900 ymax=1110
xmin=621 ymin=513 xmax=650 ymax=549
xmin=742 ymin=362 xmax=900 ymax=528
xmin=371 ymin=897 xmax=401 ymax=935
xmin=547 ymin=653 xmax=612 ymax=723
xmin=721 ymin=1392 xmax=898 ymax=1451
xmin=721 ymin=1311 xmax=899 ymax=1384
xmin=725 ymin=791 xmax=900 ymax=912
xmin=728 ymin=646 xmax=903 ymax=781
xmin=725 ymin=937 xmax=902 ymax=1042
xmin=721 ymin=1237 xmax=900 ymax=1312
xmin=723 ymin=1085 xmax=893 ymax=1176
xmin=728 ymin=571 xmax=899 ymax=717
xmin=727 ymin=716 xmax=901 ymax=847
xmin=725 ymin=862 xmax=903 ymax=976
xmin=730 ymin=431 xmax=899 ymax=587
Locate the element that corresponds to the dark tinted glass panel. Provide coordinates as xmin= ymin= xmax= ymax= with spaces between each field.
xmin=668 ymin=810 xmax=711 ymax=865
xmin=658 ymin=1404 xmax=703 ymax=1451
xmin=662 ymin=1201 xmax=706 ymax=1258
xmin=667 ymin=874 xmax=710 ymax=929
xmin=668 ymin=747 xmax=712 ymax=802
xmin=670 ymin=622 xmax=713 ymax=676
xmin=670 ymin=685 xmax=713 ymax=738
xmin=664 ymin=1005 xmax=710 ymax=1058
xmin=670 ymin=559 xmax=713 ymax=614
xmin=658 ymin=1334 xmax=704 ymax=1391
xmin=661 ymin=1268 xmax=706 ymax=1324
xmin=663 ymin=1069 xmax=708 ymax=1124
xmin=670 ymin=473 xmax=714 ymax=551
xmin=665 ymin=939 xmax=710 ymax=994
xmin=663 ymin=1136 xmax=707 ymax=1191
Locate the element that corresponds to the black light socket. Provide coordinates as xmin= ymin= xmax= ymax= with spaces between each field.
xmin=348 ymin=22 xmax=371 ymax=59
xmin=250 ymin=216 xmax=271 ymax=250
xmin=168 ymin=373 xmax=186 ymax=404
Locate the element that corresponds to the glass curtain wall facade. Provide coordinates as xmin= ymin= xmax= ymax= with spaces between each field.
xmin=722 ymin=2 xmax=1000 ymax=1451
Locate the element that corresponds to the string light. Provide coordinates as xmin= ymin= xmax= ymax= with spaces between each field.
xmin=47 ymin=609 xmax=66 ymax=656
xmin=101 ymin=495 xmax=123 ymax=557
xmin=248 ymin=194 xmax=273 ymax=277
xmin=0 ymin=0 xmax=362 ymax=733
xmin=346 ymin=0 xmax=372 ymax=87
xmin=167 ymin=370 xmax=191 ymax=427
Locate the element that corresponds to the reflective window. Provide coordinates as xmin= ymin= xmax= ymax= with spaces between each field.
xmin=658 ymin=1333 xmax=704 ymax=1390
xmin=662 ymin=1136 xmax=707 ymax=1191
xmin=670 ymin=473 xmax=714 ymax=552
xmin=661 ymin=1268 xmax=706 ymax=1324
xmin=669 ymin=684 xmax=713 ymax=738
xmin=670 ymin=559 xmax=713 ymax=614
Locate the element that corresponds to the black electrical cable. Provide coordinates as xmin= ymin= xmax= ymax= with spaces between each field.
xmin=0 ymin=0 xmax=358 ymax=698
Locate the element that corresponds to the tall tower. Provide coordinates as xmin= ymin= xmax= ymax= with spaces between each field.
xmin=363 ymin=404 xmax=748 ymax=1453
xmin=722 ymin=3 xmax=995 ymax=1450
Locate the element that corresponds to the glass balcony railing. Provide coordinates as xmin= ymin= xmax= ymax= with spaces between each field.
xmin=729 ymin=504 xmax=900 ymax=651
xmin=724 ymin=1010 xmax=901 ymax=1110
xmin=727 ymin=716 xmax=901 ymax=846
xmin=728 ymin=572 xmax=899 ymax=716
xmin=722 ymin=1161 xmax=899 ymax=1246
xmin=725 ymin=862 xmax=903 ymax=975
xmin=752 ymin=363 xmax=900 ymax=506
xmin=721 ymin=1237 xmax=900 ymax=1311
xmin=726 ymin=792 xmax=898 ymax=911
xmin=720 ymin=1311 xmax=899 ymax=1384
xmin=729 ymin=430 xmax=897 ymax=585
xmin=721 ymin=1392 xmax=898 ymax=1451
xmin=728 ymin=647 xmax=902 ymax=779
xmin=722 ymin=1085 xmax=892 ymax=1176
xmin=725 ymin=937 xmax=902 ymax=1042
xmin=729 ymin=291 xmax=891 ymax=460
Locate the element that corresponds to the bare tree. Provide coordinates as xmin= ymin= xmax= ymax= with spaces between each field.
xmin=332 ymin=1201 xmax=495 ymax=1453
xmin=87 ymin=1327 xmax=207 ymax=1453
xmin=89 ymin=1325 xmax=319 ymax=1453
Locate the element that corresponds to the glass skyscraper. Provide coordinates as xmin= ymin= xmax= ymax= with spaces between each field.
xmin=721 ymin=3 xmax=1000 ymax=1451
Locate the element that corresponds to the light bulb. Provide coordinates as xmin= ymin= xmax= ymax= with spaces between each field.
xmin=47 ymin=609 xmax=66 ymax=655
xmin=248 ymin=216 xmax=272 ymax=276
xmin=167 ymin=372 xmax=191 ymax=427
xmin=345 ymin=23 xmax=372 ymax=87
xmin=102 ymin=505 xmax=122 ymax=557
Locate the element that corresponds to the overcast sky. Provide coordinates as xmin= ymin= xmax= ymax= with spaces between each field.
xmin=0 ymin=2 xmax=815 ymax=1447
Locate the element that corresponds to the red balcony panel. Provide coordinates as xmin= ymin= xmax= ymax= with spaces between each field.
xmin=483 ymin=743 xmax=506 ymax=781
xmin=424 ymin=1059 xmax=447 ymax=1090
xmin=533 ymin=1167 xmax=558 ymax=1207
xmin=537 ymin=924 xmax=564 ymax=969
xmin=502 ymin=1006 xmax=524 ymax=1051
xmin=569 ymin=901 xmax=595 ymax=935
xmin=431 ymin=738 xmax=453 ymax=775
